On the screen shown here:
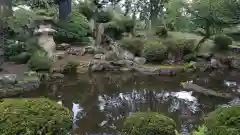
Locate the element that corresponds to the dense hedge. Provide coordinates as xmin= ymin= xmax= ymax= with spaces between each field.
xmin=205 ymin=106 xmax=240 ymax=135
xmin=122 ymin=112 xmax=176 ymax=135
xmin=0 ymin=98 xmax=72 ymax=135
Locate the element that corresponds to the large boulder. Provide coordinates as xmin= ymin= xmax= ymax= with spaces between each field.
xmin=0 ymin=98 xmax=72 ymax=135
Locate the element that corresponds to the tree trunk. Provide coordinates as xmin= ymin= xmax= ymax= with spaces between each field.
xmin=59 ymin=0 xmax=72 ymax=21
xmin=0 ymin=0 xmax=12 ymax=17
xmin=195 ymin=21 xmax=211 ymax=52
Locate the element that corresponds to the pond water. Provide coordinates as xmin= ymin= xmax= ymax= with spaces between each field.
xmin=12 ymin=71 xmax=240 ymax=135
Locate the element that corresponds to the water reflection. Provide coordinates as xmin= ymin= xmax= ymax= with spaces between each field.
xmin=16 ymin=72 xmax=239 ymax=135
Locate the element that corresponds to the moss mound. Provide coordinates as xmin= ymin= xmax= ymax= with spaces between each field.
xmin=205 ymin=106 xmax=240 ymax=135
xmin=122 ymin=112 xmax=176 ymax=135
xmin=0 ymin=98 xmax=72 ymax=135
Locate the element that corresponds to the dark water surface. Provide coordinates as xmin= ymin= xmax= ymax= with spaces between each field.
xmin=13 ymin=71 xmax=240 ymax=135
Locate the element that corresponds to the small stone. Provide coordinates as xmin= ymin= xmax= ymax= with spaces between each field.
xmin=51 ymin=73 xmax=64 ymax=79
xmin=94 ymin=54 xmax=104 ymax=59
xmin=134 ymin=57 xmax=146 ymax=65
xmin=123 ymin=51 xmax=134 ymax=60
xmin=67 ymin=48 xmax=86 ymax=56
xmin=56 ymin=43 xmax=70 ymax=50
xmin=0 ymin=74 xmax=17 ymax=85
xmin=120 ymin=67 xmax=131 ymax=71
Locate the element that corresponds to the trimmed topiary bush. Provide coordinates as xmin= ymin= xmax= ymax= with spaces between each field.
xmin=53 ymin=12 xmax=91 ymax=43
xmin=214 ymin=35 xmax=233 ymax=50
xmin=0 ymin=98 xmax=72 ymax=135
xmin=96 ymin=10 xmax=113 ymax=23
xmin=122 ymin=112 xmax=176 ymax=135
xmin=142 ymin=42 xmax=168 ymax=62
xmin=119 ymin=37 xmax=145 ymax=56
xmin=28 ymin=51 xmax=52 ymax=71
xmin=155 ymin=26 xmax=168 ymax=37
xmin=205 ymin=106 xmax=240 ymax=135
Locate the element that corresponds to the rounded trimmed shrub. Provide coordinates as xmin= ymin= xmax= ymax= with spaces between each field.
xmin=96 ymin=10 xmax=113 ymax=23
xmin=143 ymin=42 xmax=168 ymax=62
xmin=119 ymin=37 xmax=145 ymax=56
xmin=155 ymin=26 xmax=168 ymax=37
xmin=0 ymin=98 xmax=72 ymax=135
xmin=53 ymin=12 xmax=91 ymax=43
xmin=28 ymin=51 xmax=52 ymax=71
xmin=214 ymin=35 xmax=233 ymax=50
xmin=205 ymin=106 xmax=240 ymax=135
xmin=122 ymin=112 xmax=176 ymax=135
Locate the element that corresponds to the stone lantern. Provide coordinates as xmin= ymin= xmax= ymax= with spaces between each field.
xmin=34 ymin=23 xmax=56 ymax=58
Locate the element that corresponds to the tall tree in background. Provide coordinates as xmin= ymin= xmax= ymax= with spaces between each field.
xmin=57 ymin=0 xmax=72 ymax=21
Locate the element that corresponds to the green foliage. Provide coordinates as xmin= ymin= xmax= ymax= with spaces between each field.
xmin=96 ymin=10 xmax=113 ymax=23
xmin=13 ymin=0 xmax=56 ymax=9
xmin=214 ymin=35 xmax=233 ymax=50
xmin=0 ymin=98 xmax=72 ymax=135
xmin=77 ymin=1 xmax=95 ymax=20
xmin=205 ymin=106 xmax=240 ymax=135
xmin=163 ymin=38 xmax=196 ymax=55
xmin=9 ymin=52 xmax=31 ymax=64
xmin=119 ymin=38 xmax=145 ymax=56
xmin=105 ymin=18 xmax=135 ymax=40
xmin=53 ymin=12 xmax=91 ymax=43
xmin=142 ymin=42 xmax=168 ymax=62
xmin=183 ymin=53 xmax=197 ymax=62
xmin=192 ymin=126 xmax=208 ymax=135
xmin=122 ymin=112 xmax=176 ymax=135
xmin=28 ymin=51 xmax=52 ymax=71
xmin=155 ymin=26 xmax=168 ymax=37
xmin=4 ymin=40 xmax=26 ymax=60
xmin=63 ymin=61 xmax=79 ymax=74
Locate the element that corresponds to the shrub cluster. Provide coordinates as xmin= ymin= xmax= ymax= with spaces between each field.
xmin=0 ymin=98 xmax=72 ymax=135
xmin=205 ymin=106 xmax=240 ymax=135
xmin=142 ymin=42 xmax=168 ymax=62
xmin=119 ymin=37 xmax=145 ymax=56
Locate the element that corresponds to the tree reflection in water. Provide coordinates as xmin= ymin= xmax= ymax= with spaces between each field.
xmin=20 ymin=72 xmax=237 ymax=135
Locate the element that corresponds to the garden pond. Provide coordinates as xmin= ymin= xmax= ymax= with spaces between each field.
xmin=10 ymin=71 xmax=240 ymax=135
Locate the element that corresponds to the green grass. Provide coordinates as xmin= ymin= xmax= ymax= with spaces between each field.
xmin=144 ymin=64 xmax=184 ymax=69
